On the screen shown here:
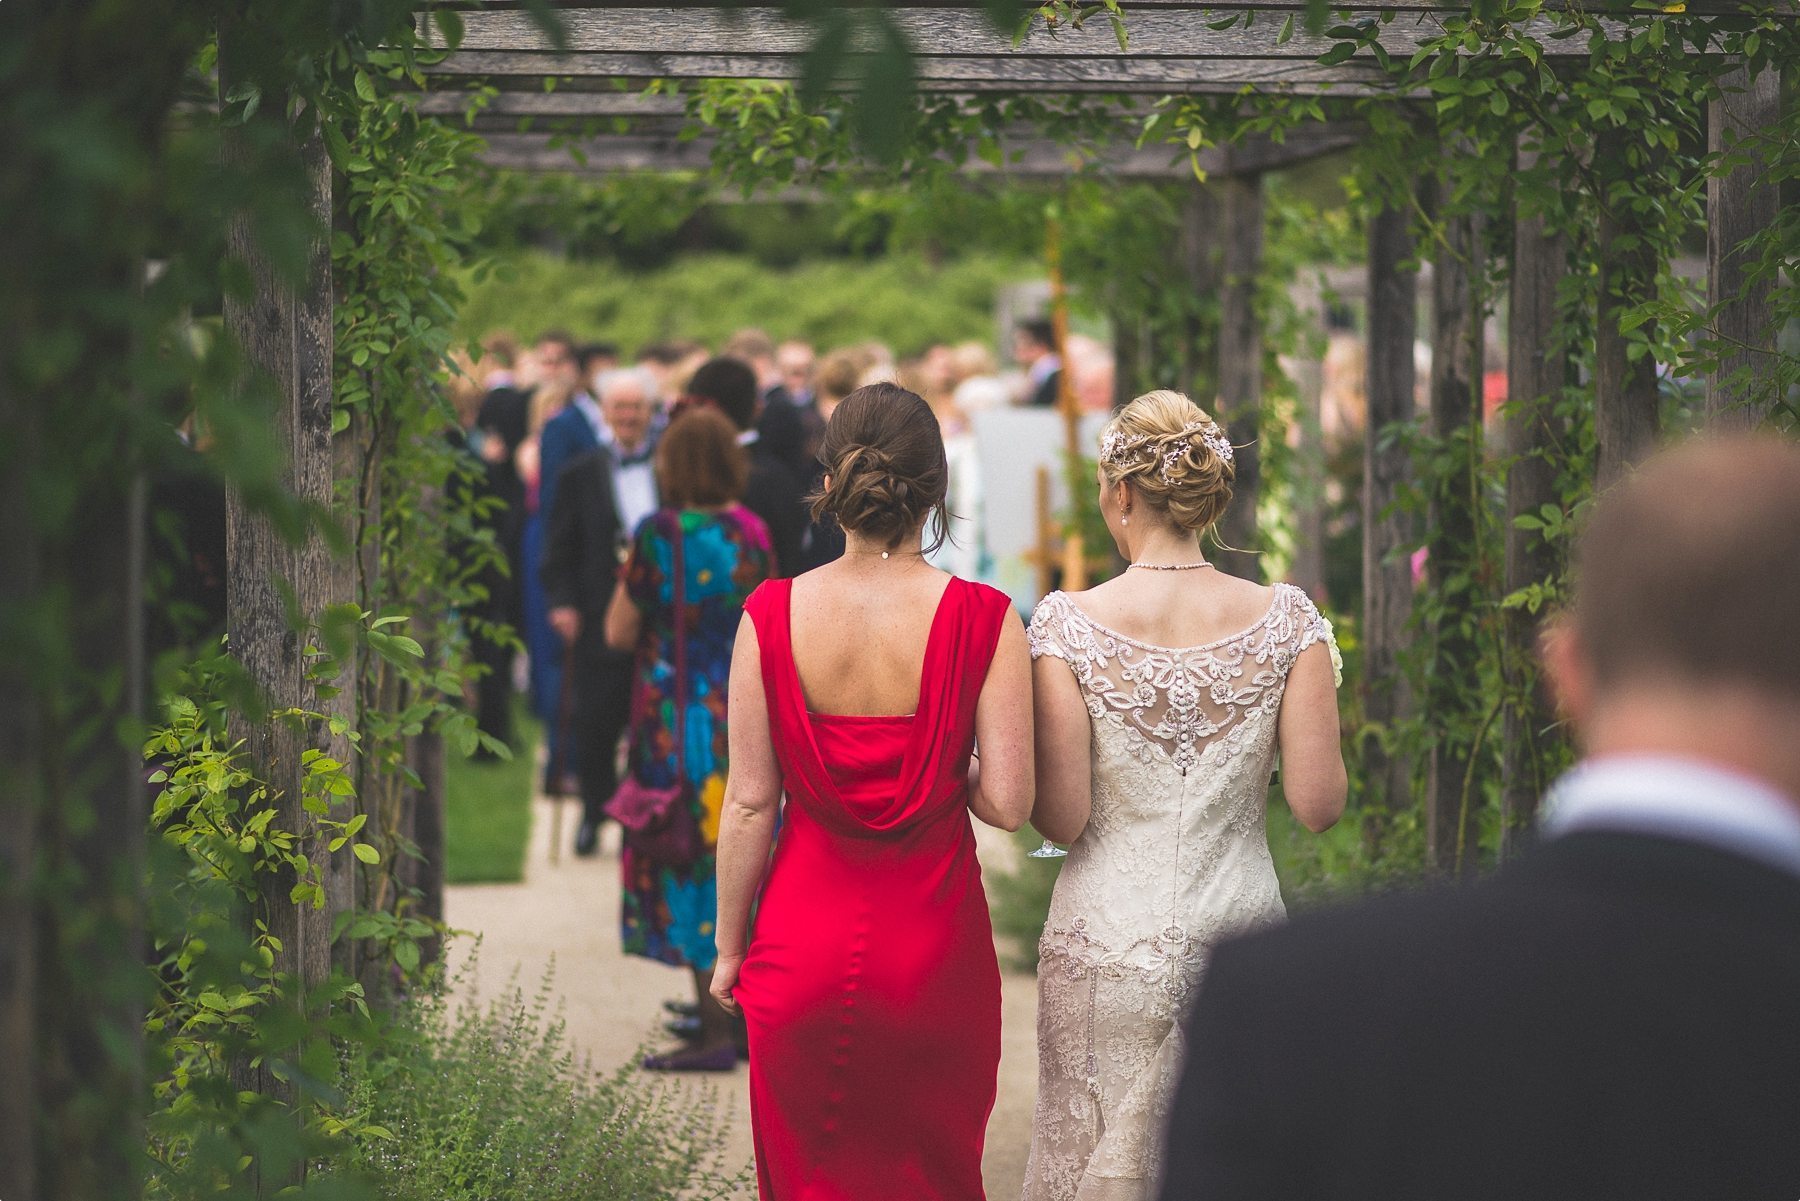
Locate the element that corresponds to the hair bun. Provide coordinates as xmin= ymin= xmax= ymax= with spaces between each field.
xmin=1097 ymin=389 xmax=1235 ymax=535
xmin=810 ymin=383 xmax=951 ymax=550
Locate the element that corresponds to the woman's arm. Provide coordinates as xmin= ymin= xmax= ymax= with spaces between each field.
xmin=1276 ymin=641 xmax=1347 ymax=833
xmin=1029 ymin=651 xmax=1092 ymax=845
xmin=602 ymin=579 xmax=641 ymax=653
xmin=966 ymin=612 xmax=1034 ymax=833
xmin=710 ymin=613 xmax=784 ymax=1014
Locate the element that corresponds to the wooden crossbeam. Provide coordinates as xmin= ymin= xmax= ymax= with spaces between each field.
xmin=421 ymin=51 xmax=1396 ymax=91
xmin=423 ymin=7 xmax=1620 ymax=60
xmin=474 ymin=125 xmax=1359 ymax=176
xmin=433 ymin=0 xmax=1784 ymax=11
xmin=411 ymin=90 xmax=690 ymax=116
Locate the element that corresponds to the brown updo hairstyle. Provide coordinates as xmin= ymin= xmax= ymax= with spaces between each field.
xmin=1098 ymin=390 xmax=1235 ymax=535
xmin=657 ymin=407 xmax=748 ymax=508
xmin=810 ymin=381 xmax=950 ymax=552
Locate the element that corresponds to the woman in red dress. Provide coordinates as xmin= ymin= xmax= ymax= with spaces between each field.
xmin=711 ymin=382 xmax=1034 ymax=1200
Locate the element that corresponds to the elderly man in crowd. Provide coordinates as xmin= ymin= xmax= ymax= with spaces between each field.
xmin=540 ymin=367 xmax=661 ymax=858
xmin=1161 ymin=435 xmax=1800 ymax=1201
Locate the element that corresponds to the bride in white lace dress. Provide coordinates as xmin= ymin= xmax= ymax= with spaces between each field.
xmin=1021 ymin=391 xmax=1347 ymax=1201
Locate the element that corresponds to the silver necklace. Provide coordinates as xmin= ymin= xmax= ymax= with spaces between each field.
xmin=1127 ymin=560 xmax=1215 ymax=572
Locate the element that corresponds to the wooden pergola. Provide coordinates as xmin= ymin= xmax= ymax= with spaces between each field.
xmin=227 ymin=0 xmax=1783 ymax=1017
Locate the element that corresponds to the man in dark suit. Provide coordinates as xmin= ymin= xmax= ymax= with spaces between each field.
xmin=1014 ymin=318 xmax=1063 ymax=408
xmin=686 ymin=356 xmax=804 ymax=578
xmin=533 ymin=329 xmax=601 ymax=531
xmin=1160 ymin=436 xmax=1800 ymax=1201
xmin=539 ymin=365 xmax=662 ymax=857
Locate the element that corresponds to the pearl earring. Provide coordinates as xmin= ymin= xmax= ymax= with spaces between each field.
xmin=1122 ymin=514 xmax=1129 ymax=526
xmin=881 ymin=551 xmax=890 ymax=560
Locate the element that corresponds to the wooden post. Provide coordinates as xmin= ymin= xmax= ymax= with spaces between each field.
xmin=1177 ymin=183 xmax=1224 ymax=408
xmin=1502 ymin=149 xmax=1568 ymax=857
xmin=1111 ymin=310 xmax=1141 ymax=410
xmin=1360 ymin=199 xmax=1418 ymax=847
xmin=410 ymin=731 xmax=448 ymax=964
xmin=1288 ymin=275 xmax=1329 ymax=600
xmin=0 ymin=388 xmax=43 ymax=1201
xmin=1594 ymin=132 xmax=1662 ymax=487
xmin=1046 ymin=214 xmax=1086 ymax=583
xmin=1214 ymin=173 xmax=1263 ymax=580
xmin=1705 ymin=63 xmax=1782 ymax=429
xmin=1425 ymin=207 xmax=1485 ymax=876
xmin=221 ymin=88 xmax=348 ymax=1065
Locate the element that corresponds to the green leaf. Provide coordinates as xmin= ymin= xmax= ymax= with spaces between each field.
xmin=1277 ymin=14 xmax=1295 ymax=44
xmin=432 ymin=9 xmax=466 ymax=50
xmin=395 ymin=940 xmax=421 ymax=973
xmin=354 ymin=71 xmax=377 ymax=105
xmin=1317 ymin=42 xmax=1357 ymax=66
xmin=352 ymin=842 xmax=381 ymax=865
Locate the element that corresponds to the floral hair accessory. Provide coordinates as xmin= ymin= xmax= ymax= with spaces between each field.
xmin=1101 ymin=419 xmax=1235 ymax=483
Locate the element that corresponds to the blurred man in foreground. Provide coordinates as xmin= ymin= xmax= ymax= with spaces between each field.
xmin=1161 ymin=436 xmax=1800 ymax=1201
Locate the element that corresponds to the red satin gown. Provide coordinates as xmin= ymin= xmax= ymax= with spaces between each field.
xmin=737 ymin=575 xmax=1011 ymax=1200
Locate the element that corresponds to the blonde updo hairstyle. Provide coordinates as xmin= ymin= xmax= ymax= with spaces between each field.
xmin=810 ymin=381 xmax=950 ymax=553
xmin=1097 ymin=390 xmax=1235 ymax=536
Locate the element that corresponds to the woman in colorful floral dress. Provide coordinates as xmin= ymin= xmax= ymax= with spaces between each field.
xmin=606 ymin=407 xmax=773 ymax=1071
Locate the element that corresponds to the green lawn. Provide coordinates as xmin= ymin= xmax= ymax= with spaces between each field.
xmin=445 ymin=705 xmax=541 ymax=885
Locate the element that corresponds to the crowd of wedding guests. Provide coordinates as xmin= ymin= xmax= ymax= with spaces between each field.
xmin=445 ymin=323 xmax=1798 ymax=1198
xmin=443 ymin=322 xmax=1101 ymax=1067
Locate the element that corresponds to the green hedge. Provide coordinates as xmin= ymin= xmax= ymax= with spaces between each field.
xmin=456 ymin=250 xmax=1032 ymax=358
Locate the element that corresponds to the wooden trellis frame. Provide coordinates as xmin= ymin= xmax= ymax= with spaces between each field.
xmin=221 ymin=4 xmax=1784 ymax=1023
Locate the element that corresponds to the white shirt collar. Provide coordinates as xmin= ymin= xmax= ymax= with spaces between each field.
xmin=1541 ymin=754 xmax=1800 ymax=877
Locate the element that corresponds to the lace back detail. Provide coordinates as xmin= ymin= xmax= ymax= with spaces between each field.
xmin=1026 ymin=583 xmax=1334 ymax=775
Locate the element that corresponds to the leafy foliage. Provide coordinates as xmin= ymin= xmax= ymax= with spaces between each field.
xmin=327 ymin=959 xmax=747 ymax=1200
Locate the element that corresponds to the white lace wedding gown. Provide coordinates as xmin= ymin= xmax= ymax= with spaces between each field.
xmin=1021 ymin=583 xmax=1335 ymax=1201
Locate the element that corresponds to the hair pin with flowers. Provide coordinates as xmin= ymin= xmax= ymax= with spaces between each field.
xmin=1101 ymin=419 xmax=1234 ymax=483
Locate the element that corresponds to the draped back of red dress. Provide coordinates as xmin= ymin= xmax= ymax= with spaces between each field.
xmin=737 ymin=575 xmax=1011 ymax=1200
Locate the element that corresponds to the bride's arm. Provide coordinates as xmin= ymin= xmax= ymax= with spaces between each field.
xmin=1276 ymin=642 xmax=1347 ymax=833
xmin=967 ymin=612 xmax=1034 ymax=833
xmin=711 ymin=614 xmax=784 ymax=1015
xmin=1029 ymin=650 xmax=1092 ymax=844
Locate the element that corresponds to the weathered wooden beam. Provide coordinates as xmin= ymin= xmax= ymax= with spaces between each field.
xmin=1594 ymin=179 xmax=1661 ymax=487
xmin=1501 ymin=144 xmax=1568 ymax=858
xmin=421 ymin=49 xmax=1398 ymax=91
xmin=1176 ymin=183 xmax=1223 ymax=407
xmin=428 ymin=8 xmax=1624 ymax=59
xmin=1361 ymin=196 xmax=1418 ymax=845
xmin=1286 ymin=274 xmax=1328 ymax=600
xmin=1213 ymin=173 xmax=1263 ymax=581
xmin=413 ymin=89 xmax=690 ymax=117
xmin=1704 ymin=62 xmax=1782 ymax=429
xmin=434 ymin=0 xmax=1791 ymax=10
xmin=0 ymin=348 xmax=42 ymax=1201
xmin=473 ymin=126 xmax=1359 ymax=177
xmin=1425 ymin=204 xmax=1483 ymax=876
xmin=222 ymin=114 xmax=351 ymax=1057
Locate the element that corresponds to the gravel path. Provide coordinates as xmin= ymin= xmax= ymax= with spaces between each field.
xmin=445 ymin=796 xmax=1040 ymax=1198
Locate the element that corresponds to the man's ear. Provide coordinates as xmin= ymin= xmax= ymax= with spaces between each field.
xmin=1540 ymin=615 xmax=1593 ymax=731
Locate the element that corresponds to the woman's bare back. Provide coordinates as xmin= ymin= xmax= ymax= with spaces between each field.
xmin=1069 ymin=567 xmax=1275 ymax=649
xmin=788 ymin=561 xmax=955 ymax=717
